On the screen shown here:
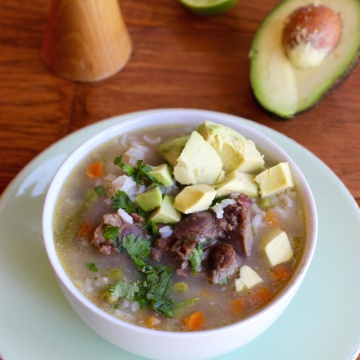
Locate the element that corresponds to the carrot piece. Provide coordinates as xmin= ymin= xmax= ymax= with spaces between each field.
xmin=231 ymin=298 xmax=245 ymax=315
xmin=183 ymin=311 xmax=205 ymax=331
xmin=271 ymin=264 xmax=291 ymax=282
xmin=87 ymin=161 xmax=103 ymax=178
xmin=247 ymin=286 xmax=272 ymax=309
xmin=77 ymin=221 xmax=94 ymax=239
xmin=145 ymin=315 xmax=161 ymax=329
xmin=265 ymin=208 xmax=280 ymax=228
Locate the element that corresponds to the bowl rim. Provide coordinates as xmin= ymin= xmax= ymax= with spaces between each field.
xmin=42 ymin=108 xmax=318 ymax=337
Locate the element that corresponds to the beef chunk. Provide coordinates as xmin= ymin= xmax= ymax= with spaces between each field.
xmin=172 ymin=211 xmax=220 ymax=244
xmin=92 ymin=213 xmax=147 ymax=255
xmin=208 ymin=243 xmax=239 ymax=284
xmin=219 ymin=194 xmax=254 ymax=256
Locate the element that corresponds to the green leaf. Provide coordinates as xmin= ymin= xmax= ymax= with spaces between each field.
xmin=111 ymin=190 xmax=137 ymax=213
xmin=103 ymin=224 xmax=120 ymax=240
xmin=109 ymin=280 xmax=140 ymax=301
xmin=122 ymin=234 xmax=151 ymax=265
xmin=113 ymin=156 xmax=161 ymax=186
xmin=95 ymin=185 xmax=106 ymax=196
xmin=188 ymin=247 xmax=203 ymax=273
xmin=86 ymin=262 xmax=98 ymax=272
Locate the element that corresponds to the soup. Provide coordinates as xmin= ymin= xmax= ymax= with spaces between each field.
xmin=54 ymin=121 xmax=306 ymax=332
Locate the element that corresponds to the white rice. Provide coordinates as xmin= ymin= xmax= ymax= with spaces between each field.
xmin=211 ymin=199 xmax=236 ymax=219
xmin=118 ymin=208 xmax=134 ymax=223
xmin=159 ymin=225 xmax=173 ymax=238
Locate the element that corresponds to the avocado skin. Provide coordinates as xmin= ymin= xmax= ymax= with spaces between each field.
xmin=249 ymin=0 xmax=360 ymax=120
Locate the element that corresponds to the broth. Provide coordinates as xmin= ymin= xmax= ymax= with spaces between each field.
xmin=54 ymin=123 xmax=306 ymax=331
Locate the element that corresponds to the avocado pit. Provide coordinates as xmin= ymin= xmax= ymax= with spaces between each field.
xmin=283 ymin=4 xmax=342 ymax=69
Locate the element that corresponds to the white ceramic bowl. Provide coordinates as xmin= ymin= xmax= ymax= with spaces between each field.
xmin=42 ymin=109 xmax=318 ymax=360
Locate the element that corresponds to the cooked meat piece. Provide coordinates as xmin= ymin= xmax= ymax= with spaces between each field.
xmin=208 ymin=243 xmax=239 ymax=284
xmin=219 ymin=194 xmax=254 ymax=256
xmin=170 ymin=239 xmax=197 ymax=261
xmin=172 ymin=211 xmax=220 ymax=245
xmin=92 ymin=213 xmax=147 ymax=254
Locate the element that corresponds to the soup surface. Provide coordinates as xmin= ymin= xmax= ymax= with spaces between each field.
xmin=54 ymin=121 xmax=306 ymax=331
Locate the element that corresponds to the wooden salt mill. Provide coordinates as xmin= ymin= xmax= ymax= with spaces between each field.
xmin=41 ymin=0 xmax=132 ymax=82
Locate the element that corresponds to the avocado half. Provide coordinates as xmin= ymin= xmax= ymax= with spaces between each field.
xmin=249 ymin=0 xmax=360 ymax=119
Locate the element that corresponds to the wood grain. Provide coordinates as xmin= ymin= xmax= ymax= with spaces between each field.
xmin=0 ymin=0 xmax=359 ymax=207
xmin=0 ymin=0 xmax=359 ymax=358
xmin=42 ymin=0 xmax=132 ymax=81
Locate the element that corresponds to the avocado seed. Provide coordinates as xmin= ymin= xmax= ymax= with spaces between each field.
xmin=283 ymin=4 xmax=342 ymax=69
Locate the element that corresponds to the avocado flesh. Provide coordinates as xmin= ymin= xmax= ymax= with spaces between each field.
xmin=250 ymin=0 xmax=360 ymax=118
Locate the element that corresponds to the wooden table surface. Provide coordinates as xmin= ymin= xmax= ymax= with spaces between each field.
xmin=0 ymin=0 xmax=359 ymax=358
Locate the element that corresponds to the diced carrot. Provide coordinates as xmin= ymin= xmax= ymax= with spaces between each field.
xmin=247 ymin=286 xmax=272 ymax=309
xmin=87 ymin=161 xmax=103 ymax=178
xmin=231 ymin=298 xmax=245 ymax=316
xmin=77 ymin=221 xmax=94 ymax=239
xmin=183 ymin=311 xmax=205 ymax=331
xmin=265 ymin=208 xmax=280 ymax=228
xmin=271 ymin=264 xmax=291 ymax=282
xmin=145 ymin=315 xmax=161 ymax=329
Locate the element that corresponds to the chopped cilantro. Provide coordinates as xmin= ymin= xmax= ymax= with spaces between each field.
xmin=109 ymin=280 xmax=140 ymax=301
xmin=145 ymin=220 xmax=159 ymax=237
xmin=189 ymin=241 xmax=210 ymax=273
xmin=103 ymin=224 xmax=120 ymax=240
xmin=114 ymin=156 xmax=161 ymax=186
xmin=111 ymin=190 xmax=138 ymax=213
xmin=86 ymin=262 xmax=98 ymax=273
xmin=114 ymin=304 xmax=120 ymax=309
xmin=122 ymin=234 xmax=151 ymax=267
xmin=95 ymin=185 xmax=106 ymax=196
xmin=105 ymin=234 xmax=198 ymax=318
xmin=189 ymin=247 xmax=203 ymax=274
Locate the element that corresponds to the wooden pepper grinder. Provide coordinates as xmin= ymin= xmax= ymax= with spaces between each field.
xmin=41 ymin=0 xmax=132 ymax=82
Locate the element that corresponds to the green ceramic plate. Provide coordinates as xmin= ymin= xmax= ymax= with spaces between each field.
xmin=1 ymin=109 xmax=359 ymax=360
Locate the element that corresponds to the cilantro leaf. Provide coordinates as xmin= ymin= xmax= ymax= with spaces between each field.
xmin=122 ymin=234 xmax=151 ymax=267
xmin=137 ymin=265 xmax=176 ymax=317
xmin=109 ymin=280 xmax=139 ymax=301
xmin=95 ymin=185 xmax=106 ymax=196
xmin=111 ymin=191 xmax=137 ymax=213
xmin=86 ymin=262 xmax=98 ymax=272
xmin=188 ymin=247 xmax=203 ymax=274
xmin=189 ymin=241 xmax=210 ymax=273
xmin=114 ymin=156 xmax=161 ymax=186
xmin=103 ymin=224 xmax=120 ymax=240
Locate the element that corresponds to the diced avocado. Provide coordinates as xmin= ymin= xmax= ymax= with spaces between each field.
xmin=264 ymin=229 xmax=293 ymax=267
xmin=174 ymin=184 xmax=216 ymax=214
xmin=148 ymin=164 xmax=174 ymax=187
xmin=235 ymin=265 xmax=263 ymax=292
xmin=158 ymin=136 xmax=189 ymax=167
xmin=136 ymin=187 xmax=162 ymax=212
xmin=196 ymin=121 xmax=265 ymax=174
xmin=249 ymin=0 xmax=360 ymax=118
xmin=149 ymin=195 xmax=181 ymax=224
xmin=254 ymin=162 xmax=294 ymax=197
xmin=215 ymin=171 xmax=258 ymax=198
xmin=173 ymin=131 xmax=223 ymax=185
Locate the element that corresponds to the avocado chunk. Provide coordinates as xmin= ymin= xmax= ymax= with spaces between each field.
xmin=136 ymin=187 xmax=163 ymax=212
xmin=158 ymin=136 xmax=189 ymax=167
xmin=148 ymin=164 xmax=174 ymax=187
xmin=215 ymin=171 xmax=258 ymax=198
xmin=174 ymin=131 xmax=223 ymax=185
xmin=174 ymin=184 xmax=216 ymax=214
xmin=197 ymin=121 xmax=265 ymax=173
xmin=254 ymin=162 xmax=294 ymax=198
xmin=149 ymin=195 xmax=181 ymax=224
xmin=264 ymin=229 xmax=293 ymax=267
xmin=249 ymin=0 xmax=360 ymax=118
